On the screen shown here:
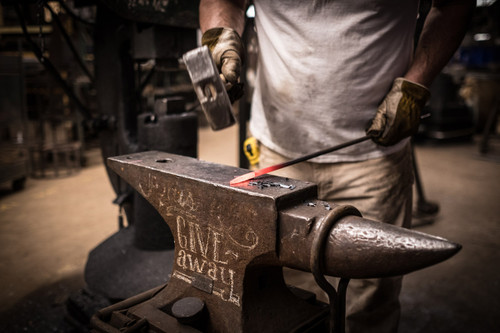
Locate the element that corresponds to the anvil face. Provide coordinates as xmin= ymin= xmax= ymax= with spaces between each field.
xmin=109 ymin=150 xmax=316 ymax=196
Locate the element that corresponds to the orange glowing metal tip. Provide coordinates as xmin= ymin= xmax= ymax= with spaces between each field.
xmin=230 ymin=135 xmax=371 ymax=185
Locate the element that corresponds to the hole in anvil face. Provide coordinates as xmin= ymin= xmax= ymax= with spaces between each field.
xmin=156 ymin=158 xmax=173 ymax=163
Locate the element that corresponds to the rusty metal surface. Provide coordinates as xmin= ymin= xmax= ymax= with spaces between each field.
xmin=97 ymin=151 xmax=461 ymax=332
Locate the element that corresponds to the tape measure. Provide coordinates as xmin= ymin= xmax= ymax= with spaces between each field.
xmin=243 ymin=137 xmax=260 ymax=166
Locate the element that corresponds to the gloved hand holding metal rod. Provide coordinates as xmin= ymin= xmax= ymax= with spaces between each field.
xmin=183 ymin=43 xmax=431 ymax=185
xmin=184 ymin=43 xmax=431 ymax=185
xmin=229 ymin=113 xmax=432 ymax=185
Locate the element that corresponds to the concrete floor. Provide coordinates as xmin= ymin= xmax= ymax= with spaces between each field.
xmin=0 ymin=125 xmax=499 ymax=332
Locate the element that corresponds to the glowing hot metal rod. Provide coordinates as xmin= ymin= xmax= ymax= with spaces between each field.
xmin=230 ymin=136 xmax=371 ymax=185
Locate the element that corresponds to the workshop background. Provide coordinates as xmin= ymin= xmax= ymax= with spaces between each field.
xmin=0 ymin=1 xmax=499 ymax=332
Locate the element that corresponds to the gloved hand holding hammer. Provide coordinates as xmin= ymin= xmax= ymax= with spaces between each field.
xmin=202 ymin=27 xmax=245 ymax=102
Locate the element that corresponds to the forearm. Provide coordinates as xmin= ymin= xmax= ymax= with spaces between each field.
xmin=404 ymin=0 xmax=475 ymax=87
xmin=199 ymin=0 xmax=247 ymax=35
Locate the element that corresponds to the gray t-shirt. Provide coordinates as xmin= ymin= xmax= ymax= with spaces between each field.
xmin=249 ymin=0 xmax=419 ymax=163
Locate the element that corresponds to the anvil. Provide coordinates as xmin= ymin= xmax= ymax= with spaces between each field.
xmin=92 ymin=151 xmax=460 ymax=333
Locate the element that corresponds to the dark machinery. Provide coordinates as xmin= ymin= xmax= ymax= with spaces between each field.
xmin=90 ymin=151 xmax=460 ymax=333
xmin=8 ymin=0 xmax=203 ymax=303
xmin=4 ymin=0 xmax=201 ymax=314
xmin=84 ymin=1 xmax=200 ymax=300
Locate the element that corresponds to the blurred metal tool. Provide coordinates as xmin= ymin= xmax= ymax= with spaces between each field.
xmin=183 ymin=46 xmax=235 ymax=130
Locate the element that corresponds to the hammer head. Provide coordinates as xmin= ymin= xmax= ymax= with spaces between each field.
xmin=183 ymin=46 xmax=235 ymax=131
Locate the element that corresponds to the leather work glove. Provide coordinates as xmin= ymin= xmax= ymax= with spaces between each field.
xmin=202 ymin=27 xmax=244 ymax=102
xmin=367 ymin=78 xmax=430 ymax=146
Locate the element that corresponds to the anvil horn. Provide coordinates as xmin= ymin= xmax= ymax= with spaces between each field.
xmin=279 ymin=206 xmax=461 ymax=279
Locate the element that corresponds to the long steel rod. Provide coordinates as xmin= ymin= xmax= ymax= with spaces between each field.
xmin=230 ymin=135 xmax=371 ymax=185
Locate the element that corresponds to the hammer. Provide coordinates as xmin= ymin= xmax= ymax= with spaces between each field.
xmin=183 ymin=46 xmax=236 ymax=131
